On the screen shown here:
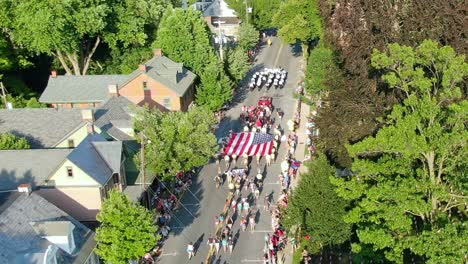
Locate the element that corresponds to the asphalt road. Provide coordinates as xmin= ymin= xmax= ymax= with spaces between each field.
xmin=158 ymin=37 xmax=302 ymax=264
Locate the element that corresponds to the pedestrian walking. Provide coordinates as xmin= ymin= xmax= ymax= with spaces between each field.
xmin=237 ymin=200 xmax=243 ymax=212
xmin=254 ymin=187 xmax=260 ymax=200
xmin=228 ymin=236 xmax=234 ymax=253
xmin=243 ymin=200 xmax=250 ymax=214
xmin=227 ymin=215 xmax=234 ymax=230
xmin=240 ymin=217 xmax=247 ymax=231
xmin=214 ymin=238 xmax=221 ymax=254
xmin=266 ymin=154 xmax=272 ymax=166
xmin=264 ymin=195 xmax=271 ymax=211
xmin=214 ymin=215 xmax=220 ymax=227
xmin=207 ymin=235 xmax=214 ymax=252
xmin=222 ymin=237 xmax=228 ymax=252
xmin=224 ymin=155 xmax=230 ymax=169
xmin=249 ymin=215 xmax=256 ymax=231
xmin=187 ymin=242 xmax=195 ymax=259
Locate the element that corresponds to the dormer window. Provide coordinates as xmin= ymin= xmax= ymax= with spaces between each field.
xmin=66 ymin=167 xmax=73 ymax=177
xmin=68 ymin=139 xmax=75 ymax=148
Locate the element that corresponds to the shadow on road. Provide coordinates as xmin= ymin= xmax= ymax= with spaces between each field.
xmin=169 ymin=171 xmax=203 ymax=236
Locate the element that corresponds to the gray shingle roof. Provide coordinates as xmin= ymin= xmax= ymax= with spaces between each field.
xmin=39 ymin=75 xmax=130 ymax=103
xmin=0 ymin=108 xmax=85 ymax=148
xmin=66 ymin=134 xmax=114 ymax=186
xmin=39 ymin=56 xmax=196 ymax=104
xmin=0 ymin=193 xmax=96 ymax=264
xmin=92 ymin=141 xmax=123 ymax=174
xmin=203 ymin=0 xmax=237 ymax=17
xmin=0 ymin=149 xmax=72 ymax=190
xmin=94 ymin=96 xmax=135 ymax=141
xmin=124 ymin=55 xmax=197 ymax=96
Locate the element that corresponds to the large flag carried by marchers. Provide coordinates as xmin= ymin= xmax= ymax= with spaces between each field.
xmin=224 ymin=132 xmax=275 ymax=157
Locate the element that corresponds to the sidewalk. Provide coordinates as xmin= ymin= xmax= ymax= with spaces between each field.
xmin=279 ymin=57 xmax=310 ymax=264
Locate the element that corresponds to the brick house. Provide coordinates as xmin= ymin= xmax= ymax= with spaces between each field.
xmin=39 ymin=49 xmax=197 ymax=111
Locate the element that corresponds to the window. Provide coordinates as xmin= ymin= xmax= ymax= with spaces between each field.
xmin=112 ymin=173 xmax=119 ymax=185
xmin=143 ymin=81 xmax=149 ymax=90
xmin=163 ymin=97 xmax=172 ymax=110
xmin=66 ymin=167 xmax=73 ymax=177
xmin=68 ymin=139 xmax=75 ymax=148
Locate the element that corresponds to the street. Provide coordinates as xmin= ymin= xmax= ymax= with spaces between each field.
xmin=158 ymin=37 xmax=303 ymax=264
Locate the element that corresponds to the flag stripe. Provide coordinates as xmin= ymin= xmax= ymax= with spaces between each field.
xmin=237 ymin=132 xmax=253 ymax=156
xmin=231 ymin=132 xmax=246 ymax=155
xmin=225 ymin=133 xmax=240 ymax=155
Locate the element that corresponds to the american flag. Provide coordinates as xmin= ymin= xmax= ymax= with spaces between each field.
xmin=224 ymin=132 xmax=275 ymax=157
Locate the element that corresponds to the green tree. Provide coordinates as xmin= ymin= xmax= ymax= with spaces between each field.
xmin=2 ymin=0 xmax=168 ymax=75
xmin=273 ymin=0 xmax=322 ymax=56
xmin=134 ymin=106 xmax=218 ymax=181
xmin=197 ymin=59 xmax=234 ymax=111
xmin=304 ymin=43 xmax=338 ymax=96
xmin=154 ymin=8 xmax=214 ymax=75
xmin=237 ymin=23 xmax=259 ymax=51
xmin=225 ymin=0 xmax=282 ymax=30
xmin=227 ymin=47 xmax=251 ymax=82
xmin=331 ymin=40 xmax=468 ymax=263
xmin=154 ymin=8 xmax=235 ymax=111
xmin=0 ymin=133 xmax=30 ymax=150
xmin=95 ymin=189 xmax=158 ymax=264
xmin=282 ymin=156 xmax=351 ymax=252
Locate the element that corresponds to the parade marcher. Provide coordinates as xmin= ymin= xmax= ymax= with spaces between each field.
xmin=240 ymin=216 xmax=247 ymax=231
xmin=207 ymin=235 xmax=215 ymax=251
xmin=243 ymin=199 xmax=250 ymax=214
xmin=187 ymin=242 xmax=195 ymax=259
xmin=254 ymin=186 xmax=260 ymax=200
xmin=222 ymin=236 xmax=228 ymax=252
xmin=249 ymin=215 xmax=256 ymax=231
xmin=224 ymin=155 xmax=230 ymax=169
xmin=228 ymin=235 xmax=234 ymax=253
xmin=266 ymin=154 xmax=272 ymax=166
xmin=264 ymin=195 xmax=271 ymax=211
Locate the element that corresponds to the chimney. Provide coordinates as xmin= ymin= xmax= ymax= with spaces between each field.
xmin=81 ymin=109 xmax=94 ymax=122
xmin=108 ymin=84 xmax=119 ymax=97
xmin=51 ymin=71 xmax=57 ymax=78
xmin=81 ymin=109 xmax=95 ymax=133
xmin=139 ymin=64 xmax=147 ymax=72
xmin=18 ymin=183 xmax=32 ymax=195
xmin=153 ymin=48 xmax=163 ymax=57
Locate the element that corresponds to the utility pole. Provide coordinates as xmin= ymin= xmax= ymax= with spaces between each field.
xmin=0 ymin=82 xmax=7 ymax=108
xmin=213 ymin=20 xmax=226 ymax=60
xmin=140 ymin=132 xmax=151 ymax=209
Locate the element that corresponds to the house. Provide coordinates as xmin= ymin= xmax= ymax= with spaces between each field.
xmin=0 ymin=190 xmax=99 ymax=264
xmin=0 ymin=133 xmax=126 ymax=222
xmin=39 ymin=50 xmax=197 ymax=112
xmin=201 ymin=0 xmax=241 ymax=37
xmin=0 ymin=108 xmax=90 ymax=149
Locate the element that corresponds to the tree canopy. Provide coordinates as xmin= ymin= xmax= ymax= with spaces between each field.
xmin=134 ymin=106 xmax=218 ymax=181
xmin=1 ymin=0 xmax=169 ymax=75
xmin=196 ymin=59 xmax=233 ymax=111
xmin=237 ymin=23 xmax=259 ymax=51
xmin=153 ymin=8 xmax=213 ymax=76
xmin=282 ymin=156 xmax=351 ymax=253
xmin=273 ymin=0 xmax=322 ymax=54
xmin=154 ymin=8 xmax=235 ymax=111
xmin=227 ymin=47 xmax=251 ymax=83
xmin=96 ymin=189 xmax=159 ymax=264
xmin=225 ymin=0 xmax=282 ymax=30
xmin=0 ymin=133 xmax=30 ymax=150
xmin=331 ymin=40 xmax=468 ymax=263
xmin=304 ymin=43 xmax=338 ymax=96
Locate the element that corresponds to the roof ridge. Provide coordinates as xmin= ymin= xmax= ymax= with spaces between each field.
xmin=90 ymin=141 xmax=122 ymax=174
